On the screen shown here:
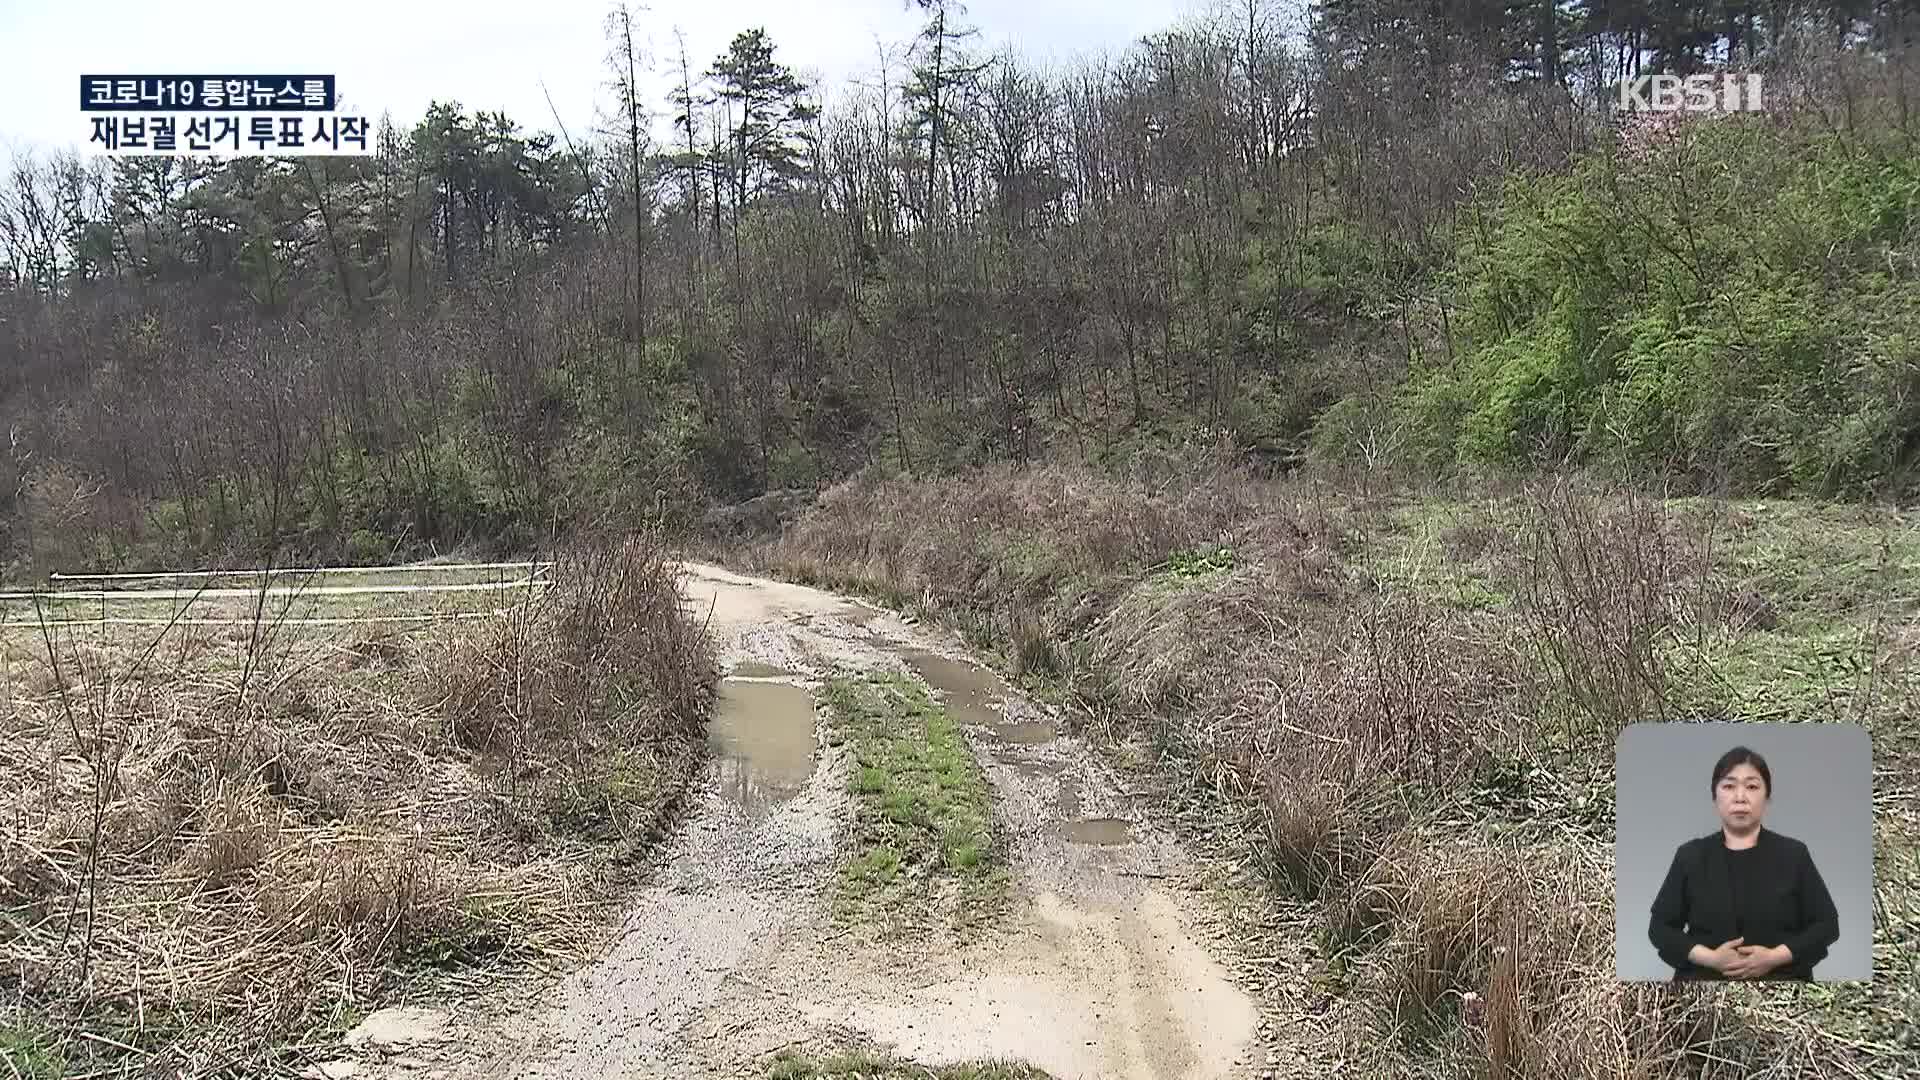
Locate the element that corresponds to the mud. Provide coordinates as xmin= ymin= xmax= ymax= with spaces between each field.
xmin=801 ymin=889 xmax=1256 ymax=1078
xmin=989 ymin=719 xmax=1058 ymax=744
xmin=345 ymin=561 xmax=1315 ymax=1080
xmin=1062 ymin=818 xmax=1134 ymax=846
xmin=344 ymin=1007 xmax=448 ymax=1048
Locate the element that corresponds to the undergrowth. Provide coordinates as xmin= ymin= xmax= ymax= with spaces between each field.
xmin=0 ymin=533 xmax=715 ymax=1075
xmin=744 ymin=458 xmax=1918 ymax=1079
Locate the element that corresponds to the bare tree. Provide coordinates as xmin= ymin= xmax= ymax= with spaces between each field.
xmin=606 ymin=3 xmax=652 ymax=398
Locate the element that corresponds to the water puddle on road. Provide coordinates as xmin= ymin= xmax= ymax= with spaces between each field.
xmin=1062 ymin=818 xmax=1133 ymax=846
xmin=901 ymin=649 xmax=1056 ymax=745
xmin=901 ymin=650 xmax=1004 ymax=728
xmin=709 ymin=679 xmax=817 ymax=816
xmin=989 ymin=720 xmax=1057 ymax=744
xmin=1057 ymin=775 xmax=1083 ymax=818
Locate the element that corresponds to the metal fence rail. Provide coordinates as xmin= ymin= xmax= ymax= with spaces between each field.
xmin=48 ymin=560 xmax=553 ymax=583
xmin=0 ymin=579 xmax=549 ymax=602
xmin=12 ymin=611 xmax=518 ymax=628
xmin=1 ymin=560 xmax=556 ymax=628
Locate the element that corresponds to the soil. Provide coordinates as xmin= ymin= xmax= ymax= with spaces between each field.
xmin=330 ymin=563 xmax=1335 ymax=1080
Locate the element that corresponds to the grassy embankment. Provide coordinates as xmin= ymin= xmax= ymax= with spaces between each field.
xmin=743 ymin=459 xmax=1918 ymax=1079
xmin=0 ymin=536 xmax=714 ymax=1076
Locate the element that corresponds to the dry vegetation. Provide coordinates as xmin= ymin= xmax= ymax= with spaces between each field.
xmin=744 ymin=454 xmax=1919 ymax=1079
xmin=0 ymin=534 xmax=713 ymax=1077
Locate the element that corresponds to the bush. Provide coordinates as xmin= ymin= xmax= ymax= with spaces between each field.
xmin=1368 ymin=115 xmax=1920 ymax=496
xmin=439 ymin=532 xmax=714 ymax=817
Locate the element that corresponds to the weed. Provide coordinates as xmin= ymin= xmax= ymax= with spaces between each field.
xmin=0 ymin=1024 xmax=64 ymax=1080
xmin=767 ymin=1048 xmax=1052 ymax=1079
xmin=1164 ymin=544 xmax=1236 ymax=579
xmin=0 ymin=534 xmax=714 ymax=1074
xmin=824 ymin=674 xmax=1004 ymax=927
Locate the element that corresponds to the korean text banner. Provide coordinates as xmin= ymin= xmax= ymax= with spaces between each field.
xmin=81 ymin=76 xmax=336 ymax=112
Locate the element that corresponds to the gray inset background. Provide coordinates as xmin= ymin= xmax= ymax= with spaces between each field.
xmin=1615 ymin=722 xmax=1874 ymax=982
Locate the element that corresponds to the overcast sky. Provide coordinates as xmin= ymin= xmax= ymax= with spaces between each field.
xmin=0 ymin=0 xmax=1212 ymax=159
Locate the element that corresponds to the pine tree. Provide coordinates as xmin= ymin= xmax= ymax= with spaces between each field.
xmin=707 ymin=28 xmax=812 ymax=219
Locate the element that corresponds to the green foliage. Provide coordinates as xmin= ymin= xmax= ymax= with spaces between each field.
xmin=1164 ymin=544 xmax=1235 ymax=579
xmin=825 ymin=674 xmax=1003 ymax=923
xmin=766 ymin=441 xmax=821 ymax=490
xmin=0 ymin=1023 xmax=64 ymax=1079
xmin=10 ymin=21 xmax=1919 ymax=592
xmin=706 ymin=28 xmax=815 ymax=196
xmin=345 ymin=528 xmax=387 ymax=564
xmin=1300 ymin=219 xmax=1427 ymax=317
xmin=1226 ymin=371 xmax=1319 ymax=459
xmin=768 ymin=1049 xmax=1051 ymax=1080
xmin=1382 ymin=118 xmax=1920 ymax=496
xmin=684 ymin=422 xmax=764 ymax=501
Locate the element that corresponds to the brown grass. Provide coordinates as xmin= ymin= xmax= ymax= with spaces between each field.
xmin=0 ymin=532 xmax=713 ymax=1074
xmin=1515 ymin=480 xmax=1693 ymax=738
xmin=744 ymin=461 xmax=1917 ymax=1080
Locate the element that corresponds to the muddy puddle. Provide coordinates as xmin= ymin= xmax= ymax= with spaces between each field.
xmin=1063 ymin=818 xmax=1133 ymax=846
xmin=708 ymin=679 xmax=818 ymax=815
xmin=901 ymin=649 xmax=1002 ymax=726
xmin=1058 ymin=775 xmax=1082 ymax=817
xmin=902 ymin=649 xmax=1055 ymax=745
xmin=989 ymin=719 xmax=1056 ymax=744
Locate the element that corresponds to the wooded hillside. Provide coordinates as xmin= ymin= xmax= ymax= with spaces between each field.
xmin=2 ymin=0 xmax=1916 ymax=573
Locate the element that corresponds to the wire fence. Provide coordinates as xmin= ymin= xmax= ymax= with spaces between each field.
xmin=0 ymin=560 xmax=557 ymax=629
xmin=46 ymin=559 xmax=555 ymax=584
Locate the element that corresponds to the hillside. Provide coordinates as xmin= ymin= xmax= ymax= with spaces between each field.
xmin=2 ymin=2 xmax=1918 ymax=1076
xmin=2 ymin=6 xmax=1916 ymax=579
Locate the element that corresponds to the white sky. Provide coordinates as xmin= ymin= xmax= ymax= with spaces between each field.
xmin=0 ymin=0 xmax=1206 ymax=159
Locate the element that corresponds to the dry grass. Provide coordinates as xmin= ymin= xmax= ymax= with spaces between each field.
xmin=745 ymin=461 xmax=1919 ymax=1079
xmin=1516 ymin=481 xmax=1686 ymax=737
xmin=0 ymin=533 xmax=713 ymax=1076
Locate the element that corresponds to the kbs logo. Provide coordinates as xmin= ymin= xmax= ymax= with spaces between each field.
xmin=1617 ymin=73 xmax=1765 ymax=113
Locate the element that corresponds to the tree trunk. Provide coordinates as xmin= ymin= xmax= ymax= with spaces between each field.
xmin=623 ymin=11 xmax=648 ymax=401
xmin=304 ymin=160 xmax=355 ymax=313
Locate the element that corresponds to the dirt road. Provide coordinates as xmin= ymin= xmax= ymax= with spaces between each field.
xmin=330 ymin=563 xmax=1306 ymax=1079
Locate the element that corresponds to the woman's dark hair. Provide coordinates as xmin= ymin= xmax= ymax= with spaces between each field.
xmin=1711 ymin=746 xmax=1772 ymax=797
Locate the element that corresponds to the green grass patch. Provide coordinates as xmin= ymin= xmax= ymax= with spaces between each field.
xmin=0 ymin=1023 xmax=65 ymax=1080
xmin=768 ymin=1049 xmax=1051 ymax=1079
xmin=1371 ymin=551 xmax=1511 ymax=610
xmin=823 ymin=673 xmax=1006 ymax=926
xmin=1163 ymin=544 xmax=1235 ymax=579
xmin=1667 ymin=618 xmax=1887 ymax=723
xmin=1701 ymin=501 xmax=1919 ymax=618
xmin=999 ymin=536 xmax=1067 ymax=584
xmin=1357 ymin=499 xmax=1519 ymax=611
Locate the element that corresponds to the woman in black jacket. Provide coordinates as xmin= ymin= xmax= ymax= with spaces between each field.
xmin=1647 ymin=746 xmax=1840 ymax=981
